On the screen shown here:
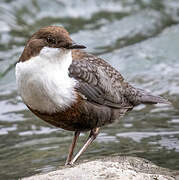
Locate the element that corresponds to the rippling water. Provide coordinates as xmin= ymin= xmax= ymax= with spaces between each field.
xmin=0 ymin=0 xmax=179 ymax=179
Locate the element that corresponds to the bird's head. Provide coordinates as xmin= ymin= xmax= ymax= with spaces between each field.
xmin=19 ymin=26 xmax=86 ymax=62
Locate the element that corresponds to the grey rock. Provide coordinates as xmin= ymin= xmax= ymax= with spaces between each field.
xmin=23 ymin=156 xmax=177 ymax=180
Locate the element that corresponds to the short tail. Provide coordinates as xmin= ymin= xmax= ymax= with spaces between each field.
xmin=136 ymin=88 xmax=171 ymax=105
xmin=124 ymin=83 xmax=171 ymax=105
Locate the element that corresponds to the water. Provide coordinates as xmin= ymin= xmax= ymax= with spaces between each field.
xmin=0 ymin=0 xmax=179 ymax=179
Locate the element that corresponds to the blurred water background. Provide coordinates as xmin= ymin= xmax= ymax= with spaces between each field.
xmin=0 ymin=0 xmax=179 ymax=179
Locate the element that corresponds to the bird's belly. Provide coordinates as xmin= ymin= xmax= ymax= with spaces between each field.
xmin=28 ymin=102 xmax=95 ymax=131
xmin=28 ymin=100 xmax=124 ymax=132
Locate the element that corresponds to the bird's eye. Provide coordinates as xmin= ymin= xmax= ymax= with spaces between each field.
xmin=47 ymin=36 xmax=56 ymax=44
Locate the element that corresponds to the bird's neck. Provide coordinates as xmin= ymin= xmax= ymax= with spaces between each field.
xmin=39 ymin=47 xmax=72 ymax=68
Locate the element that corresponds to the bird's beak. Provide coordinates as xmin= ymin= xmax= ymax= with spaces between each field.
xmin=67 ymin=41 xmax=86 ymax=49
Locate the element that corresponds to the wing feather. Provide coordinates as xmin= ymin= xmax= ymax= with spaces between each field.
xmin=69 ymin=51 xmax=132 ymax=109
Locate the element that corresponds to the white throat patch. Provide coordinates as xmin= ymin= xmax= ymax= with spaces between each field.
xmin=16 ymin=47 xmax=77 ymax=113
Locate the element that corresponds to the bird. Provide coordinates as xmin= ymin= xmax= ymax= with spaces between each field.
xmin=15 ymin=26 xmax=170 ymax=165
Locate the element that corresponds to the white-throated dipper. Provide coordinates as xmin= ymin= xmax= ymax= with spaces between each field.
xmin=15 ymin=26 xmax=170 ymax=165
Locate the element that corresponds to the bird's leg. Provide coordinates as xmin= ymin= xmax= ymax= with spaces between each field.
xmin=69 ymin=127 xmax=100 ymax=165
xmin=65 ymin=131 xmax=80 ymax=165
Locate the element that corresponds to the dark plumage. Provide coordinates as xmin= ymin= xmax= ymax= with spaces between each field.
xmin=16 ymin=26 xmax=170 ymax=165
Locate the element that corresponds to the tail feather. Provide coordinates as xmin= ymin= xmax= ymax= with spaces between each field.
xmin=124 ymin=83 xmax=171 ymax=105
xmin=137 ymin=88 xmax=171 ymax=105
xmin=139 ymin=94 xmax=170 ymax=104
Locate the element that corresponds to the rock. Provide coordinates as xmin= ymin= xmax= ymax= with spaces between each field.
xmin=23 ymin=156 xmax=177 ymax=180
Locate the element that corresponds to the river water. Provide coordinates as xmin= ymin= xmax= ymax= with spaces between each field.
xmin=0 ymin=0 xmax=179 ymax=179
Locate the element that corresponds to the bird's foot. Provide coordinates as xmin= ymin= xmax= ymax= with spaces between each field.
xmin=65 ymin=128 xmax=100 ymax=166
xmin=65 ymin=161 xmax=75 ymax=166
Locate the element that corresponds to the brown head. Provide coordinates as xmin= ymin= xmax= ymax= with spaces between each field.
xmin=19 ymin=26 xmax=86 ymax=62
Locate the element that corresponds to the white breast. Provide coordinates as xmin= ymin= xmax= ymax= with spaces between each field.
xmin=15 ymin=47 xmax=77 ymax=113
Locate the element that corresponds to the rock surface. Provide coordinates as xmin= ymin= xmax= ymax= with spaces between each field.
xmin=23 ymin=156 xmax=177 ymax=180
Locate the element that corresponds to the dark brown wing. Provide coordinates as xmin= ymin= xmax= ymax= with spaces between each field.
xmin=70 ymin=50 xmax=170 ymax=106
xmin=69 ymin=50 xmax=132 ymax=109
